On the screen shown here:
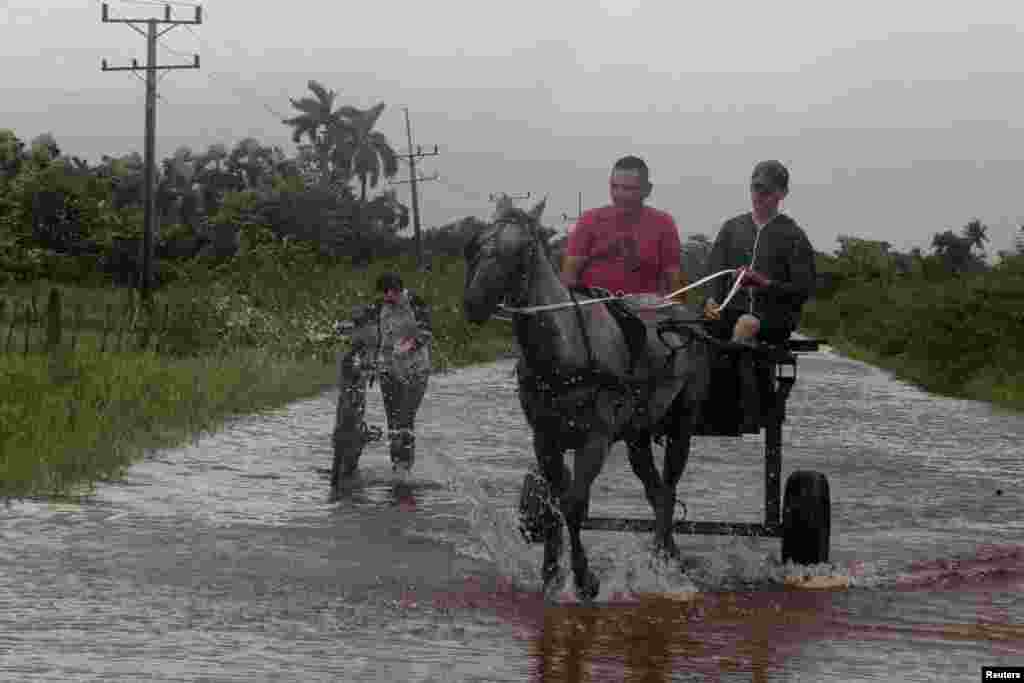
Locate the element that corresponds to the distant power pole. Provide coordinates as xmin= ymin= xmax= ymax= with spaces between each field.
xmin=561 ymin=191 xmax=583 ymax=223
xmin=397 ymin=108 xmax=439 ymax=270
xmin=101 ymin=3 xmax=201 ymax=303
xmin=489 ymin=192 xmax=531 ymax=219
xmin=489 ymin=192 xmax=532 ymax=202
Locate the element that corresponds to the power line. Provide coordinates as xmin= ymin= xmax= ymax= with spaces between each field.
xmin=431 ymin=176 xmax=490 ymax=203
xmin=156 ymin=36 xmax=289 ymax=119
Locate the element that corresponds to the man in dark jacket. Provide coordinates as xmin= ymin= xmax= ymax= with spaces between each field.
xmin=704 ymin=160 xmax=816 ymax=344
xmin=702 ymin=161 xmax=816 ymax=431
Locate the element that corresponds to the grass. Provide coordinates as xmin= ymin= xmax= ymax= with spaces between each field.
xmin=0 ymin=347 xmax=339 ymax=498
xmin=0 ymin=253 xmax=517 ymax=498
xmin=801 ymin=287 xmax=1024 ymax=415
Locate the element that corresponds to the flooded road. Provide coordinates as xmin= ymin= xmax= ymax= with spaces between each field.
xmin=1 ymin=348 xmax=1022 ymax=681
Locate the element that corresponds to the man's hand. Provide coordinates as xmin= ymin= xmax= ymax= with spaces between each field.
xmin=739 ymin=267 xmax=772 ymax=289
xmin=561 ymin=255 xmax=584 ymax=290
xmin=703 ymin=298 xmax=721 ymax=320
xmin=665 ymin=270 xmax=688 ymax=303
xmin=395 ymin=337 xmax=417 ymax=354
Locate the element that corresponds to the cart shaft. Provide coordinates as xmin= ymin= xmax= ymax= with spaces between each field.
xmin=581 ymin=517 xmax=782 ymax=538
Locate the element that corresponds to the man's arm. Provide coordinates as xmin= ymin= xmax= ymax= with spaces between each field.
xmin=763 ymin=230 xmax=816 ymax=305
xmin=659 ymin=218 xmax=686 ymax=299
xmin=705 ymin=220 xmax=732 ymax=304
xmin=410 ymin=294 xmax=433 ymax=348
xmin=561 ymin=215 xmax=592 ymax=289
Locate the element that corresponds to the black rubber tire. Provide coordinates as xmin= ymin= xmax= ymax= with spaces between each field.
xmin=517 ymin=464 xmax=570 ymax=544
xmin=781 ymin=470 xmax=831 ymax=565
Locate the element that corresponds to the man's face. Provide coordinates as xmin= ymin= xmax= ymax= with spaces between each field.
xmin=750 ymin=182 xmax=786 ymax=216
xmin=609 ymin=170 xmax=649 ymax=209
xmin=383 ymin=288 xmax=401 ymax=304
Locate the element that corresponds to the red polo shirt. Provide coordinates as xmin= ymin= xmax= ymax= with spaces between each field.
xmin=566 ymin=205 xmax=682 ymax=294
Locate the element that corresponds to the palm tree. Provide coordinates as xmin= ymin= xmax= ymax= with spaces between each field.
xmin=960 ymin=219 xmax=989 ymax=255
xmin=282 ymin=80 xmax=356 ymax=190
xmin=331 ymin=102 xmax=399 ymax=202
xmin=932 ymin=229 xmax=974 ymax=274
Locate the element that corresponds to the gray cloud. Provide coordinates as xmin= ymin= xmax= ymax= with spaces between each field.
xmin=3 ymin=2 xmax=1023 ymax=254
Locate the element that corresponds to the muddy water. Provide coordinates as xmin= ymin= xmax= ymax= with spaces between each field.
xmin=1 ymin=349 xmax=1021 ymax=681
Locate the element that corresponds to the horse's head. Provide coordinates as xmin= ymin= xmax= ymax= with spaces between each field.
xmin=463 ymin=197 xmax=547 ymax=324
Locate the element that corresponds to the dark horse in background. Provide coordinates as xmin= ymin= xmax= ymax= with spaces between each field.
xmin=462 ymin=199 xmax=713 ymax=600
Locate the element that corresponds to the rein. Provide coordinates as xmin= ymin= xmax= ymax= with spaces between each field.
xmin=498 ymin=268 xmax=742 ymax=315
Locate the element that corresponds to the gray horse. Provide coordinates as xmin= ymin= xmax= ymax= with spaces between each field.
xmin=462 ymin=198 xmax=712 ymax=600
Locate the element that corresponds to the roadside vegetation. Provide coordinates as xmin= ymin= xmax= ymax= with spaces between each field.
xmin=799 ymin=225 xmax=1024 ymax=412
xmin=0 ymin=82 xmax=511 ymax=498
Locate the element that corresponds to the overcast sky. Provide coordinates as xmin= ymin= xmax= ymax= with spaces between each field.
xmin=4 ymin=0 xmax=1024 ymax=255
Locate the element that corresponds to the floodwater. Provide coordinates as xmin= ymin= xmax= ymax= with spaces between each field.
xmin=1 ymin=348 xmax=1022 ymax=681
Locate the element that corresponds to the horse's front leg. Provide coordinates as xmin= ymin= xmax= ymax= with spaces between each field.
xmin=656 ymin=412 xmax=695 ymax=560
xmin=564 ymin=433 xmax=611 ymax=601
xmin=534 ymin=430 xmax=569 ymax=595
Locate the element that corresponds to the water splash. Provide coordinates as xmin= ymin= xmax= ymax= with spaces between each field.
xmin=424 ymin=450 xmax=542 ymax=588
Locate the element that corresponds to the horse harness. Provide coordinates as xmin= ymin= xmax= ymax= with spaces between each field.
xmin=486 ymin=212 xmax=704 ymax=436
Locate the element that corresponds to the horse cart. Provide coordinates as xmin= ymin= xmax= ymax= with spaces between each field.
xmin=520 ymin=325 xmax=832 ymax=567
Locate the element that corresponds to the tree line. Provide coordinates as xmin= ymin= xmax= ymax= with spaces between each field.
xmin=0 ymin=80 xmax=416 ymax=288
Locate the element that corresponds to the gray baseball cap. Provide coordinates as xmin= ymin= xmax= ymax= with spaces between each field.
xmin=751 ymin=160 xmax=789 ymax=193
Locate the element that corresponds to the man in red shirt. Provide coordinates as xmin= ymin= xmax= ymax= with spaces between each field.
xmin=561 ymin=156 xmax=686 ymax=299
xmin=558 ymin=156 xmax=686 ymax=521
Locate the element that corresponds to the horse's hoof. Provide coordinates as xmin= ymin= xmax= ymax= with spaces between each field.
xmin=574 ymin=569 xmax=600 ymax=602
xmin=543 ymin=568 xmax=567 ymax=603
xmin=654 ymin=539 xmax=681 ymax=562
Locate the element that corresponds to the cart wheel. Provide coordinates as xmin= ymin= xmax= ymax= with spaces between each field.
xmin=782 ymin=470 xmax=831 ymax=565
xmin=518 ymin=464 xmax=569 ymax=544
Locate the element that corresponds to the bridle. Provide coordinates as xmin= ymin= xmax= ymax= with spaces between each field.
xmin=466 ymin=212 xmax=604 ymax=399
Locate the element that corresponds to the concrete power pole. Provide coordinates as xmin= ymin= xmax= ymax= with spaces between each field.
xmin=489 ymin=192 xmax=531 ymax=219
xmin=398 ymin=108 xmax=439 ymax=270
xmin=101 ymin=3 xmax=201 ymax=303
xmin=561 ymin=191 xmax=583 ymax=223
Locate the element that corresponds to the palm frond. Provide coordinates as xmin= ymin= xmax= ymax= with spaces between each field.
xmin=361 ymin=102 xmax=387 ymax=130
xmin=287 ymin=97 xmax=325 ymax=117
xmin=306 ymin=80 xmax=335 ymax=110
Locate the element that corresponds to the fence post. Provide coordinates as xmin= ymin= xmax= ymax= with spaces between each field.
xmin=117 ymin=301 xmax=129 ymax=353
xmin=22 ymin=302 xmax=31 ymax=355
xmin=101 ymin=303 xmax=112 ymax=353
xmin=72 ymin=303 xmax=82 ymax=352
xmin=5 ymin=300 xmax=15 ymax=353
xmin=46 ymin=288 xmax=62 ymax=352
xmin=154 ymin=301 xmax=170 ymax=355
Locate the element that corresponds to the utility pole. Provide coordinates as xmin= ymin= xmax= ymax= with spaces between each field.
xmin=489 ymin=192 xmax=531 ymax=220
xmin=561 ymin=191 xmax=583 ymax=224
xmin=102 ymin=3 xmax=201 ymax=304
xmin=488 ymin=192 xmax=532 ymax=202
xmin=399 ymin=108 xmax=439 ymax=270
